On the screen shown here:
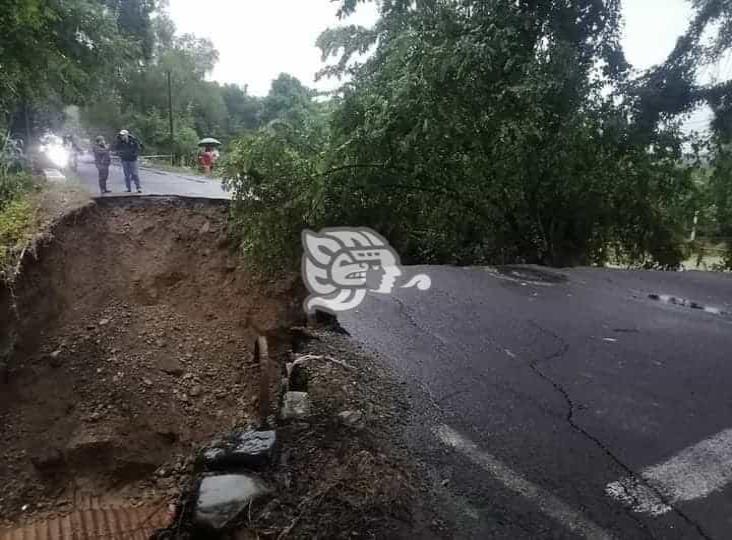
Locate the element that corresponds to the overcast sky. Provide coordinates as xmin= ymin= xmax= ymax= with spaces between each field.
xmin=169 ymin=0 xmax=711 ymax=129
xmin=168 ymin=0 xmax=379 ymax=96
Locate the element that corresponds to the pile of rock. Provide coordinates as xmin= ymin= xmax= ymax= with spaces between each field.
xmin=157 ymin=336 xmax=367 ymax=536
xmin=191 ymin=429 xmax=278 ymax=531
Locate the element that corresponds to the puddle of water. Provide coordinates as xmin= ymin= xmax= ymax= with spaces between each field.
xmin=648 ymin=294 xmax=730 ymax=319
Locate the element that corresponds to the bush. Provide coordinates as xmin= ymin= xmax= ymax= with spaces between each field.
xmin=0 ymin=195 xmax=35 ymax=271
xmin=222 ymin=122 xmax=326 ymax=271
xmin=0 ymin=173 xmax=33 ymax=211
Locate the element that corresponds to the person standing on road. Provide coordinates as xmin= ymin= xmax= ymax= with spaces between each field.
xmin=92 ymin=136 xmax=112 ymax=194
xmin=113 ymin=129 xmax=143 ymax=193
xmin=199 ymin=146 xmax=214 ymax=175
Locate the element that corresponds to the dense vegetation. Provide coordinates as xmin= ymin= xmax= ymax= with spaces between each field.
xmin=2 ymin=0 xmax=731 ymax=270
xmin=225 ymin=0 xmax=732 ymax=270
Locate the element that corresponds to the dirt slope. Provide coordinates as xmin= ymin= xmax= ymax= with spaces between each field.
xmin=0 ymin=197 xmax=303 ymax=527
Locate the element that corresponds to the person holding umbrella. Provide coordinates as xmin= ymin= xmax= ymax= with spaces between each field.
xmin=197 ymin=138 xmax=221 ymax=175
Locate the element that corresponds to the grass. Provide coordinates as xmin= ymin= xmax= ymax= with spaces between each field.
xmin=682 ymin=241 xmax=730 ymax=272
xmin=0 ymin=175 xmax=91 ymax=279
xmin=0 ymin=197 xmax=34 ymax=271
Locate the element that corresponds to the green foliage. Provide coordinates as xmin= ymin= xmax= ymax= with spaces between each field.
xmin=0 ymin=197 xmax=34 ymax=269
xmin=1 ymin=0 xmax=136 ymax=129
xmin=1 ymin=135 xmax=33 ymax=211
xmin=0 ymin=174 xmax=33 ymax=213
xmin=223 ymin=108 xmax=331 ymax=268
xmin=224 ymin=0 xmax=695 ymax=272
xmin=79 ymin=7 xmax=269 ymax=157
xmin=0 ymin=147 xmax=35 ymax=270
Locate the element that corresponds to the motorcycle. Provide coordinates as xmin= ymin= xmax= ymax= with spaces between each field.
xmin=37 ymin=135 xmax=78 ymax=172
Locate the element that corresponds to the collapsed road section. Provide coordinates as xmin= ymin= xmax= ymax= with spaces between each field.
xmin=0 ymin=197 xmax=441 ymax=539
xmin=0 ymin=197 xmax=302 ymax=533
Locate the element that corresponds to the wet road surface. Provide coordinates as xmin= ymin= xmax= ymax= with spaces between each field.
xmin=339 ymin=265 xmax=732 ymax=539
xmin=75 ymin=160 xmax=230 ymax=199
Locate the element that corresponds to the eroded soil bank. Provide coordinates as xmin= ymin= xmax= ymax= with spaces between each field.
xmin=0 ymin=197 xmax=303 ymax=526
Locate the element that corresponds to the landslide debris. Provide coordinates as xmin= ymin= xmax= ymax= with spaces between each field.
xmin=0 ymin=197 xmax=302 ymax=527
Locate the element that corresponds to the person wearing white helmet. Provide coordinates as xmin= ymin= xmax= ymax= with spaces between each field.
xmin=113 ymin=129 xmax=143 ymax=193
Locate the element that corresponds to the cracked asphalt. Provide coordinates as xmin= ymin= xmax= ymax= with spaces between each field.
xmin=338 ymin=265 xmax=732 ymax=539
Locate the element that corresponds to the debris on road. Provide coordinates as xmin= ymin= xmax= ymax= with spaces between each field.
xmin=0 ymin=198 xmax=299 ymax=530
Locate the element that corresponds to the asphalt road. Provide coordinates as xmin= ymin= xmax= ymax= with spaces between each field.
xmin=74 ymin=159 xmax=230 ymax=199
xmin=339 ymin=265 xmax=732 ymax=539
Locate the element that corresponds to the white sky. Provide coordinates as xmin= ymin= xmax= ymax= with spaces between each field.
xmin=170 ymin=0 xmax=714 ymax=129
xmin=168 ymin=0 xmax=379 ymax=96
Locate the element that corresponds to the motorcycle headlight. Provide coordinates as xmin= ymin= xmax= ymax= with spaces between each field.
xmin=47 ymin=145 xmax=69 ymax=168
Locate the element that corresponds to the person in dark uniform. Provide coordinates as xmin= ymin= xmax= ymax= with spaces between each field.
xmin=113 ymin=129 xmax=143 ymax=193
xmin=92 ymin=136 xmax=112 ymax=194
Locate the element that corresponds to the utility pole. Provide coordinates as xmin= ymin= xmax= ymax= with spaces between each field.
xmin=690 ymin=210 xmax=699 ymax=242
xmin=167 ymin=70 xmax=174 ymax=166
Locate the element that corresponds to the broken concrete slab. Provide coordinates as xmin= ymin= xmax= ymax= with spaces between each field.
xmin=281 ymin=391 xmax=311 ymax=420
xmin=194 ymin=474 xmax=270 ymax=530
xmin=338 ymin=410 xmax=365 ymax=430
xmin=200 ymin=430 xmax=277 ymax=470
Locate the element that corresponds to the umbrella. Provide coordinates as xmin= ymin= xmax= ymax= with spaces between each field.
xmin=198 ymin=137 xmax=222 ymax=147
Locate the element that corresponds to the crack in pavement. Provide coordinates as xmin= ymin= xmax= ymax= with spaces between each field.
xmin=389 ymin=294 xmax=566 ymax=421
xmin=371 ymin=292 xmax=712 ymax=539
xmin=527 ymin=320 xmax=712 ymax=540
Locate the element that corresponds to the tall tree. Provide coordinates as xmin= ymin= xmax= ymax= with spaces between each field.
xmin=1 ymin=0 xmax=129 ymax=135
xmin=224 ymin=0 xmax=695 ymax=270
xmin=315 ymin=0 xmax=686 ymax=266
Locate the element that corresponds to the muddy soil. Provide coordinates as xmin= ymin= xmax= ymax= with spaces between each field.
xmin=163 ymin=328 xmax=445 ymax=540
xmin=0 ymin=197 xmax=303 ymax=527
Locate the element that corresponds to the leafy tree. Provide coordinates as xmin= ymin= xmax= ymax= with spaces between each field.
xmin=221 ymin=84 xmax=263 ymax=133
xmin=223 ymin=109 xmax=331 ymax=268
xmin=225 ymin=0 xmax=694 ymax=270
xmin=1 ymin=0 xmax=130 ymax=136
xmin=102 ymin=0 xmax=157 ymax=59
xmin=261 ymin=74 xmax=318 ymax=125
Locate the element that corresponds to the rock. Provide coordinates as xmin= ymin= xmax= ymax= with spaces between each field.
xmin=143 ymin=378 xmax=153 ymax=386
xmin=201 ymin=446 xmax=227 ymax=467
xmin=158 ymin=357 xmax=184 ymax=376
xmin=99 ymin=318 xmax=110 ymax=326
xmin=30 ymin=448 xmax=64 ymax=472
xmin=190 ymin=384 xmax=202 ymax=397
xmin=230 ymin=431 xmax=277 ymax=466
xmin=48 ymin=350 xmax=63 ymax=368
xmin=156 ymin=339 xmax=167 ymax=348
xmin=65 ymin=425 xmax=115 ymax=464
xmin=338 ymin=410 xmax=365 ymax=430
xmin=200 ymin=430 xmax=277 ymax=471
xmin=194 ymin=474 xmax=270 ymax=530
xmin=281 ymin=392 xmax=311 ymax=420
